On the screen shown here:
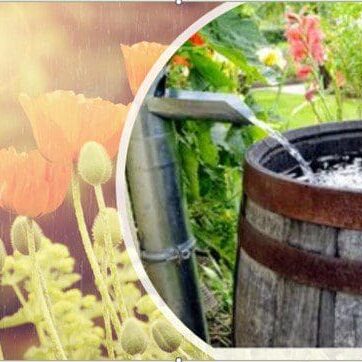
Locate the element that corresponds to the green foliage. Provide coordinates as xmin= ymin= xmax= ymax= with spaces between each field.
xmin=189 ymin=52 xmax=238 ymax=92
xmin=0 ymin=238 xmax=104 ymax=360
xmin=202 ymin=8 xmax=265 ymax=60
xmin=201 ymin=7 xmax=278 ymax=85
xmin=0 ymin=232 xmax=210 ymax=360
xmin=323 ymin=3 xmax=362 ymax=106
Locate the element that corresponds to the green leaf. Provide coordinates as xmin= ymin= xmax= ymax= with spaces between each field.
xmin=180 ymin=142 xmax=200 ymax=200
xmin=202 ymin=10 xmax=266 ymax=62
xmin=197 ymin=123 xmax=219 ymax=167
xmin=225 ymin=127 xmax=248 ymax=160
xmin=201 ymin=8 xmax=280 ymax=85
xmin=189 ymin=53 xmax=237 ymax=91
xmin=210 ymin=43 xmax=264 ymax=84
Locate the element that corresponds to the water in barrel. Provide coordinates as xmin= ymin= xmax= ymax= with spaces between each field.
xmin=295 ymin=154 xmax=362 ymax=190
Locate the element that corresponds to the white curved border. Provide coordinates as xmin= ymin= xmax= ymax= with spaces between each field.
xmin=116 ymin=2 xmax=240 ymax=358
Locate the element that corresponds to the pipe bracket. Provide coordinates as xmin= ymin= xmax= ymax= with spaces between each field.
xmin=141 ymin=238 xmax=196 ymax=263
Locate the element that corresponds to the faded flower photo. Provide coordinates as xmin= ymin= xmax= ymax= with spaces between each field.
xmin=0 ymin=3 xmax=213 ymax=360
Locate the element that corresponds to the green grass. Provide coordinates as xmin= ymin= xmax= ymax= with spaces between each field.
xmin=252 ymin=89 xmax=362 ymax=130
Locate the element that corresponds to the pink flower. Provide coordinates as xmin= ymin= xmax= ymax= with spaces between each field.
xmin=305 ymin=88 xmax=316 ymax=102
xmin=297 ymin=65 xmax=313 ymax=79
xmin=285 ymin=13 xmax=325 ymax=65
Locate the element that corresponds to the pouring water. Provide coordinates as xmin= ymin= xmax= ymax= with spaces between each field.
xmin=248 ymin=115 xmax=315 ymax=181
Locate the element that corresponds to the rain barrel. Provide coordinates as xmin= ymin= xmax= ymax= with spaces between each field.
xmin=234 ymin=120 xmax=362 ymax=347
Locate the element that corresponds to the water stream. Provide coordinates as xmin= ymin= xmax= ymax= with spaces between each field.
xmin=249 ymin=116 xmax=315 ymax=180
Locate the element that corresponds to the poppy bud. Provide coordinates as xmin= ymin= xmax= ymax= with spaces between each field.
xmin=78 ymin=141 xmax=112 ymax=186
xmin=92 ymin=207 xmax=122 ymax=246
xmin=135 ymin=295 xmax=157 ymax=316
xmin=11 ymin=216 xmax=42 ymax=255
xmin=151 ymin=319 xmax=182 ymax=353
xmin=121 ymin=318 xmax=148 ymax=355
xmin=0 ymin=239 xmax=7 ymax=271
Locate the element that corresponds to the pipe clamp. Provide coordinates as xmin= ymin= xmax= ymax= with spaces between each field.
xmin=141 ymin=238 xmax=196 ymax=263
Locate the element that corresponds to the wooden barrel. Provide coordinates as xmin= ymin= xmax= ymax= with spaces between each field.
xmin=234 ymin=120 xmax=362 ymax=347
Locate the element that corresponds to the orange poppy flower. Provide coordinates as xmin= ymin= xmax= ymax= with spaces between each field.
xmin=121 ymin=42 xmax=168 ymax=95
xmin=19 ymin=91 xmax=130 ymax=164
xmin=0 ymin=147 xmax=71 ymax=217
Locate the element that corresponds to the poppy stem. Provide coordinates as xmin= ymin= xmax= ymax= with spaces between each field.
xmin=27 ymin=220 xmax=67 ymax=360
xmin=71 ymin=174 xmax=123 ymax=341
xmin=178 ymin=347 xmax=192 ymax=360
xmin=93 ymin=185 xmax=129 ymax=321
xmin=94 ymin=185 xmax=106 ymax=209
xmin=101 ymin=257 xmax=115 ymax=359
xmin=12 ymin=283 xmax=47 ymax=345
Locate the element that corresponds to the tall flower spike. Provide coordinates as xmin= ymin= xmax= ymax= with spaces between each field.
xmin=0 ymin=148 xmax=71 ymax=217
xmin=19 ymin=91 xmax=130 ymax=164
xmin=285 ymin=13 xmax=325 ymax=65
xmin=121 ymin=42 xmax=168 ymax=95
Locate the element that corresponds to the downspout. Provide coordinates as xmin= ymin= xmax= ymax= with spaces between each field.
xmin=126 ymin=71 xmax=255 ymax=341
xmin=126 ymin=74 xmax=209 ymax=341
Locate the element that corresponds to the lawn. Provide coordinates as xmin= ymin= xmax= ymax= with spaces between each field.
xmin=252 ymin=89 xmax=362 ymax=130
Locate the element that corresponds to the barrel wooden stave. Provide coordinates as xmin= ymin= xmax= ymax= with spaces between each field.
xmin=335 ymin=230 xmax=362 ymax=346
xmin=234 ymin=200 xmax=342 ymax=347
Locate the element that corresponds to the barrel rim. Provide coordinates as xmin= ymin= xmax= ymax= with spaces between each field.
xmin=244 ymin=120 xmax=362 ymax=229
xmin=247 ymin=119 xmax=362 ymax=192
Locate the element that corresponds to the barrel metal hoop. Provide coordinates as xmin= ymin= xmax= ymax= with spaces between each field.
xmin=141 ymin=238 xmax=196 ymax=263
xmin=244 ymin=161 xmax=362 ymax=231
xmin=240 ymin=218 xmax=362 ymax=295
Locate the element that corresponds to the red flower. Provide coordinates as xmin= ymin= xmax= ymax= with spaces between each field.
xmin=189 ymin=33 xmax=205 ymax=46
xmin=172 ymin=55 xmax=190 ymax=67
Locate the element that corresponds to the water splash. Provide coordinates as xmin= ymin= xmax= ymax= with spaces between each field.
xmin=249 ymin=116 xmax=315 ymax=180
xmin=298 ymin=155 xmax=362 ymax=190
